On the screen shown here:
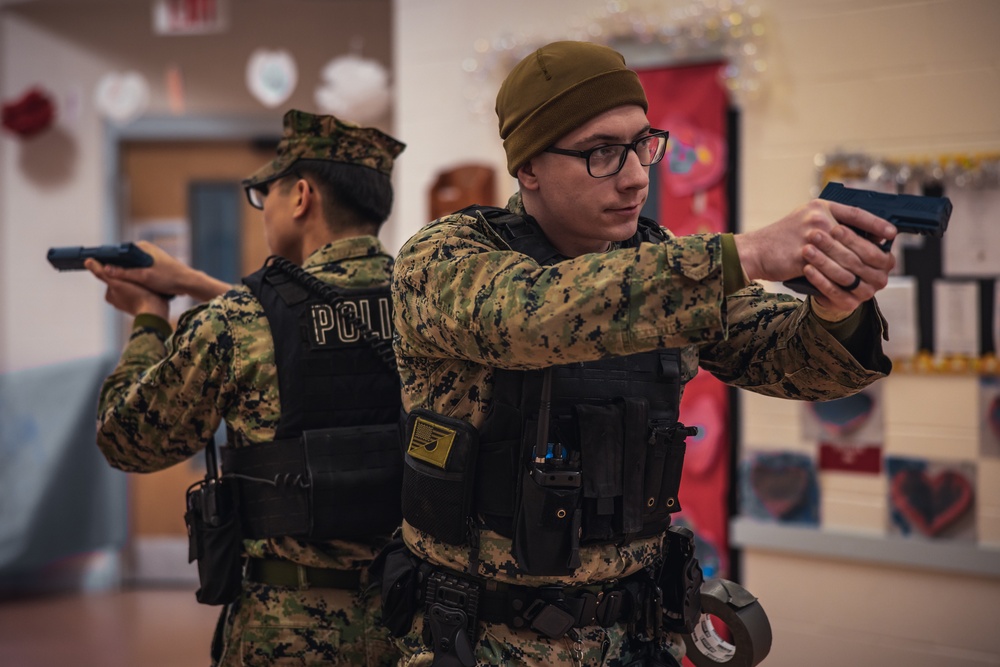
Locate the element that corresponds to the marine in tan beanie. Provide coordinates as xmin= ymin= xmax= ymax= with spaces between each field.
xmin=386 ymin=36 xmax=900 ymax=667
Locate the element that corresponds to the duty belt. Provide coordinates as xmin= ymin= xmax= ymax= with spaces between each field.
xmin=246 ymin=558 xmax=362 ymax=590
xmin=423 ymin=565 xmax=650 ymax=640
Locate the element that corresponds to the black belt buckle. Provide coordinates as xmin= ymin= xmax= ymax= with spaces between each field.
xmin=528 ymin=600 xmax=576 ymax=639
xmin=595 ymin=589 xmax=623 ymax=627
xmin=526 ymin=599 xmax=576 ymax=639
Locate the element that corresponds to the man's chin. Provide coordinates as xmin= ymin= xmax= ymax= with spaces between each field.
xmin=606 ymin=218 xmax=640 ymax=242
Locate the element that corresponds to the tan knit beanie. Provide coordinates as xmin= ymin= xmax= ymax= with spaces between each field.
xmin=496 ymin=41 xmax=648 ymax=176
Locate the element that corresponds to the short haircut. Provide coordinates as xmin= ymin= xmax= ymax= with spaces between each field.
xmin=293 ymin=158 xmax=395 ymax=232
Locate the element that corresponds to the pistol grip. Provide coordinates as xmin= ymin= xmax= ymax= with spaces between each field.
xmin=783 ymin=228 xmax=893 ymax=296
xmin=781 ymin=276 xmax=821 ymax=297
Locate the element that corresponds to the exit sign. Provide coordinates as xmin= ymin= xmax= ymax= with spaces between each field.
xmin=153 ymin=0 xmax=229 ymax=35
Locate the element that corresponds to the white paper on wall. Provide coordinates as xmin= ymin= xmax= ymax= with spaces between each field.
xmin=933 ymin=279 xmax=980 ymax=357
xmin=877 ymin=276 xmax=919 ymax=359
xmin=942 ymin=187 xmax=1000 ymax=278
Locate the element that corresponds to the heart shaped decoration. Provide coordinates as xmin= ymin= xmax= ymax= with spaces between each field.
xmin=94 ymin=71 xmax=150 ymax=124
xmin=810 ymin=391 xmax=874 ymax=437
xmin=1 ymin=88 xmax=55 ymax=138
xmin=246 ymin=49 xmax=298 ymax=108
xmin=749 ymin=455 xmax=811 ymax=520
xmin=889 ymin=468 xmax=973 ymax=537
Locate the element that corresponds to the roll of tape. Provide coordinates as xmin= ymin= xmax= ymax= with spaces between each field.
xmin=682 ymin=579 xmax=772 ymax=667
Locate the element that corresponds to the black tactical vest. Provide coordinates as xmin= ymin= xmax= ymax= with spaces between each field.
xmin=223 ymin=258 xmax=403 ymax=541
xmin=402 ymin=208 xmax=690 ymax=576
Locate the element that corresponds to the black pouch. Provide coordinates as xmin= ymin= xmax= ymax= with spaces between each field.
xmin=642 ymin=422 xmax=689 ymax=523
xmin=185 ymin=478 xmax=244 ymax=606
xmin=401 ymin=409 xmax=479 ymax=545
xmin=511 ymin=466 xmax=582 ymax=575
xmin=511 ymin=410 xmax=582 ymax=575
xmin=304 ymin=423 xmax=403 ymax=540
xmin=576 ymin=403 xmax=625 ymax=541
xmin=369 ymin=537 xmax=425 ymax=637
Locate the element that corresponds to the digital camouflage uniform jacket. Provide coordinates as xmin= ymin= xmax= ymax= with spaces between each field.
xmin=97 ymin=236 xmax=394 ymax=569
xmin=392 ymin=192 xmax=891 ymax=588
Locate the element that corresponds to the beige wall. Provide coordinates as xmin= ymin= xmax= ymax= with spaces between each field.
xmin=392 ymin=1 xmax=1000 ymax=666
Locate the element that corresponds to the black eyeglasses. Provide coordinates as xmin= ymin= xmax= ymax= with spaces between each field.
xmin=544 ymin=129 xmax=669 ymax=178
xmin=245 ymin=181 xmax=270 ymax=210
xmin=244 ymin=170 xmax=312 ymax=210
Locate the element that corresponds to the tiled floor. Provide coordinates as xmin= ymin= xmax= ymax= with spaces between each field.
xmin=0 ymin=587 xmax=220 ymax=667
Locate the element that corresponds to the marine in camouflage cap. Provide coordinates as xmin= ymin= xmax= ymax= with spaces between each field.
xmin=242 ymin=109 xmax=405 ymax=190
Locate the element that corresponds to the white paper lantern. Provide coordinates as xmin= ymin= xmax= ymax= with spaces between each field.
xmin=314 ymin=54 xmax=391 ymax=123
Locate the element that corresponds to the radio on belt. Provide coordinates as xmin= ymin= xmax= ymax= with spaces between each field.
xmin=682 ymin=578 xmax=772 ymax=667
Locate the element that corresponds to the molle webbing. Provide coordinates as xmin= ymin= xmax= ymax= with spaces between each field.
xmin=461 ymin=207 xmax=685 ymax=549
xmin=223 ymin=423 xmax=403 ymax=540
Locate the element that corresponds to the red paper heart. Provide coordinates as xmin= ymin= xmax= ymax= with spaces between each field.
xmin=750 ymin=461 xmax=809 ymax=519
xmin=890 ymin=469 xmax=973 ymax=536
xmin=2 ymin=88 xmax=55 ymax=138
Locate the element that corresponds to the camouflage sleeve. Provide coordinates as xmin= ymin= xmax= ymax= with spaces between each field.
xmin=698 ymin=283 xmax=891 ymax=400
xmin=96 ymin=299 xmax=237 ymax=473
xmin=393 ymin=214 xmax=731 ymax=369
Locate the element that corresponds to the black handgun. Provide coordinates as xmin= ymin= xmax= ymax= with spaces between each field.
xmin=48 ymin=242 xmax=174 ymax=300
xmin=783 ymin=181 xmax=952 ymax=296
xmin=47 ymin=243 xmax=153 ymax=271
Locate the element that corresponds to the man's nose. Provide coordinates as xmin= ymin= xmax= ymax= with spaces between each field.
xmin=618 ymin=147 xmax=650 ymax=188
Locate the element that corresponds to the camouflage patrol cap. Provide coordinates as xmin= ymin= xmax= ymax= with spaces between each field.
xmin=243 ymin=109 xmax=405 ymax=188
xmin=496 ymin=41 xmax=648 ymax=176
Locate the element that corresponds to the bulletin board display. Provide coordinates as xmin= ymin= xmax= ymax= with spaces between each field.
xmin=734 ymin=152 xmax=1000 ymax=578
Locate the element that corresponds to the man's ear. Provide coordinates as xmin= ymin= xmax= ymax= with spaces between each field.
xmin=292 ymin=178 xmax=313 ymax=218
xmin=517 ymin=160 xmax=540 ymax=191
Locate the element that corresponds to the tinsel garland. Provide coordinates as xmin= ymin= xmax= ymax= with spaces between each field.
xmin=463 ymin=0 xmax=768 ymax=120
xmin=816 ymin=151 xmax=1000 ymax=192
